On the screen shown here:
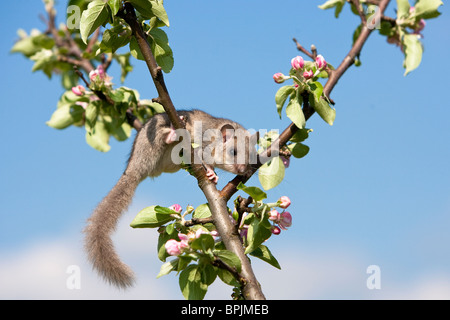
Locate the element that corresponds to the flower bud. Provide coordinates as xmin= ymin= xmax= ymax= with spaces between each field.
xmin=165 ymin=239 xmax=182 ymax=256
xmin=71 ymin=85 xmax=85 ymax=96
xmin=278 ymin=196 xmax=291 ymax=209
xmin=315 ymin=55 xmax=327 ymax=70
xmin=415 ymin=19 xmax=426 ymax=33
xmin=273 ymin=72 xmax=287 ymax=84
xmin=291 ymin=56 xmax=304 ymax=70
xmin=89 ymin=69 xmax=100 ymax=82
xmin=303 ymin=69 xmax=314 ymax=80
xmin=169 ymin=204 xmax=182 ymax=213
xmin=178 ymin=233 xmax=189 ymax=241
xmin=271 ymin=225 xmax=281 ymax=235
xmin=279 ymin=211 xmax=292 ymax=230
xmin=280 ymin=155 xmax=290 ymax=168
xmin=269 ymin=209 xmax=280 ymax=222
xmin=186 ymin=205 xmax=194 ymax=214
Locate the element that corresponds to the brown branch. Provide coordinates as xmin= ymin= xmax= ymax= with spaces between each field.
xmin=184 ymin=217 xmax=214 ymax=227
xmin=220 ymin=0 xmax=392 ymax=201
xmin=117 ymin=4 xmax=182 ymax=130
xmin=292 ymin=38 xmax=315 ymax=60
xmin=117 ymin=3 xmax=265 ymax=300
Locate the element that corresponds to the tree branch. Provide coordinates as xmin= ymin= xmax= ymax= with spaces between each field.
xmin=118 ymin=3 xmax=266 ymax=300
xmin=220 ymin=0 xmax=392 ymax=201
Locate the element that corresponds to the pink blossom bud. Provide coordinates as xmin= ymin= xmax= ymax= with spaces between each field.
xmin=303 ymin=69 xmax=314 ymax=80
xmin=169 ymin=204 xmax=182 ymax=213
xmin=210 ymin=230 xmax=220 ymax=238
xmin=165 ymin=239 xmax=182 ymax=256
xmin=291 ymin=56 xmax=304 ymax=70
xmin=75 ymin=101 xmax=88 ymax=110
xmin=195 ymin=228 xmax=207 ymax=239
xmin=280 ymin=155 xmax=290 ymax=168
xmin=279 ymin=211 xmax=292 ymax=230
xmin=273 ymin=72 xmax=287 ymax=84
xmin=415 ymin=19 xmax=426 ymax=33
xmin=409 ymin=6 xmax=415 ymax=14
xmin=178 ymin=233 xmax=189 ymax=241
xmin=179 ymin=240 xmax=190 ymax=251
xmin=71 ymin=85 xmax=85 ymax=96
xmin=269 ymin=209 xmax=280 ymax=222
xmin=271 ymin=226 xmax=281 ymax=235
xmin=315 ymin=55 xmax=327 ymax=70
xmin=89 ymin=70 xmax=100 ymax=82
xmin=97 ymin=65 xmax=106 ymax=79
xmin=278 ymin=196 xmax=291 ymax=209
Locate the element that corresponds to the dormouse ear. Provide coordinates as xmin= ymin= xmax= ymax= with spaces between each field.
xmin=220 ymin=124 xmax=235 ymax=143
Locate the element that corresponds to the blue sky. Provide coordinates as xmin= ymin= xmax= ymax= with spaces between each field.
xmin=0 ymin=0 xmax=449 ymax=299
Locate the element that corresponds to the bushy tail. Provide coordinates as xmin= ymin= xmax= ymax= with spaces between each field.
xmin=84 ymin=172 xmax=141 ymax=289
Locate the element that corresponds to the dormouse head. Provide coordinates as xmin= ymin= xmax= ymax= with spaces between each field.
xmin=203 ymin=123 xmax=257 ymax=175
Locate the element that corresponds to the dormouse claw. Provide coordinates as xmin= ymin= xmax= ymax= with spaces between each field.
xmin=206 ymin=168 xmax=219 ymax=184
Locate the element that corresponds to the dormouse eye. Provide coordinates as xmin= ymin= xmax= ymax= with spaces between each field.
xmin=229 ymin=148 xmax=237 ymax=157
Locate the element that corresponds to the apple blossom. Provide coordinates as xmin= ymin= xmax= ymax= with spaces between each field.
xmin=169 ymin=204 xmax=182 ymax=213
xmin=273 ymin=72 xmax=288 ymax=84
xmin=303 ymin=69 xmax=314 ymax=80
xmin=278 ymin=196 xmax=291 ymax=209
xmin=165 ymin=239 xmax=182 ymax=256
xmin=279 ymin=211 xmax=292 ymax=230
xmin=315 ymin=55 xmax=327 ymax=70
xmin=291 ymin=56 xmax=304 ymax=70
xmin=71 ymin=85 xmax=85 ymax=96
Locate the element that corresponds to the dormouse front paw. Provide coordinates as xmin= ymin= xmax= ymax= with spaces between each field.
xmin=206 ymin=168 xmax=219 ymax=184
xmin=165 ymin=127 xmax=177 ymax=144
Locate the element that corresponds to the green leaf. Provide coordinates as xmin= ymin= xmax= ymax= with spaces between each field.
xmin=244 ymin=218 xmax=272 ymax=255
xmin=402 ymin=34 xmax=423 ymax=76
xmin=285 ymin=93 xmax=305 ymax=129
xmin=84 ymin=100 xmax=100 ymax=131
xmin=413 ymin=0 xmax=443 ymax=19
xmin=288 ymin=142 xmax=310 ymax=159
xmin=103 ymin=115 xmax=132 ymax=141
xmin=150 ymin=0 xmax=170 ymax=26
xmin=236 ymin=182 xmax=267 ymax=201
xmin=179 ymin=264 xmax=208 ymax=300
xmin=148 ymin=28 xmax=174 ymax=73
xmin=217 ymin=268 xmax=240 ymax=287
xmin=130 ymin=205 xmax=178 ymax=228
xmin=308 ymin=94 xmax=336 ymax=125
xmin=214 ymin=250 xmax=242 ymax=273
xmin=289 ymin=128 xmax=311 ymax=143
xmin=249 ymin=245 xmax=281 ymax=270
xmin=191 ymin=234 xmax=215 ymax=253
xmin=309 ymin=81 xmax=324 ymax=102
xmin=107 ymin=0 xmax=121 ymax=16
xmin=128 ymin=0 xmax=155 ymax=19
xmin=318 ymin=0 xmax=345 ymax=17
xmin=200 ymin=264 xmax=217 ymax=286
xmin=99 ymin=25 xmax=131 ymax=53
xmin=396 ymin=0 xmax=411 ymax=19
xmin=80 ymin=0 xmax=111 ymax=44
xmin=275 ymin=85 xmax=295 ymax=118
xmin=258 ymin=157 xmax=285 ymax=191
xmin=157 ymin=258 xmax=179 ymax=278
xmin=30 ymin=49 xmax=57 ymax=77
xmin=46 ymin=104 xmax=75 ymax=129
xmin=192 ymin=203 xmax=212 ymax=219
xmin=85 ymin=117 xmax=111 ymax=152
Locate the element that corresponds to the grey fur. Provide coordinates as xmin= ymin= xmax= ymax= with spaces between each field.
xmin=84 ymin=110 xmax=251 ymax=289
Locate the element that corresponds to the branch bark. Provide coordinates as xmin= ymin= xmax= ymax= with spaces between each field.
xmin=118 ymin=3 xmax=266 ymax=300
xmin=220 ymin=0 xmax=392 ymax=201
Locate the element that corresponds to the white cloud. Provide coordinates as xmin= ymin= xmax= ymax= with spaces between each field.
xmin=1 ymin=211 xmax=450 ymax=300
